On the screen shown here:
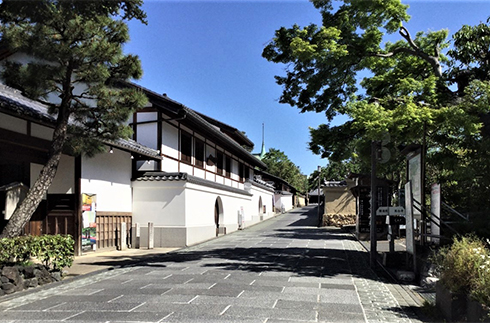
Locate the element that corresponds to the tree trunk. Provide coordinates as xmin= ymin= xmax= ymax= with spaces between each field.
xmin=0 ymin=110 xmax=70 ymax=238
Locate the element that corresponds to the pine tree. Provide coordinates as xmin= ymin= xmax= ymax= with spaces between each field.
xmin=0 ymin=0 xmax=148 ymax=238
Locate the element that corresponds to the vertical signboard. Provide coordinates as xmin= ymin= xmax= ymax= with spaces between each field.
xmin=405 ymin=181 xmax=416 ymax=273
xmin=82 ymin=193 xmax=97 ymax=251
xmin=408 ymin=153 xmax=422 ymax=218
xmin=431 ymin=183 xmax=441 ymax=245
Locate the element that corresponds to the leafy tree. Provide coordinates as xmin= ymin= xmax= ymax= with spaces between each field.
xmin=0 ymin=0 xmax=148 ymax=238
xmin=262 ymin=148 xmax=307 ymax=193
xmin=263 ymin=0 xmax=490 ymax=213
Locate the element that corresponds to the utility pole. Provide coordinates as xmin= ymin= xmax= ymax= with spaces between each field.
xmin=317 ymin=165 xmax=322 ymax=227
xmin=370 ymin=140 xmax=378 ymax=269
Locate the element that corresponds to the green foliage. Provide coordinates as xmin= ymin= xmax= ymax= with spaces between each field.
xmin=262 ymin=148 xmax=307 ymax=193
xmin=433 ymin=235 xmax=490 ymax=308
xmin=264 ymin=0 xmax=490 ymax=213
xmin=0 ymin=0 xmax=148 ymax=156
xmin=0 ymin=235 xmax=74 ymax=270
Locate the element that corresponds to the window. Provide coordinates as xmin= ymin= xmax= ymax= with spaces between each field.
xmin=239 ymin=163 xmax=244 ymax=182
xmin=225 ymin=155 xmax=231 ymax=177
xmin=195 ymin=139 xmax=205 ymax=168
xmin=180 ymin=131 xmax=192 ymax=164
xmin=245 ymin=166 xmax=250 ymax=181
xmin=216 ymin=151 xmax=224 ymax=175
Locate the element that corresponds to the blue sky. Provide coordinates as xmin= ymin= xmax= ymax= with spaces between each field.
xmin=124 ymin=0 xmax=490 ymax=176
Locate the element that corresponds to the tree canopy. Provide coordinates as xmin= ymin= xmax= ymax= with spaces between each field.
xmin=0 ymin=0 xmax=148 ymax=238
xmin=261 ymin=148 xmax=307 ymax=193
xmin=263 ymin=0 xmax=490 ymax=212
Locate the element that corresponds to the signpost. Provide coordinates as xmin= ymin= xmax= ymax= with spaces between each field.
xmin=377 ymin=206 xmax=406 ymax=254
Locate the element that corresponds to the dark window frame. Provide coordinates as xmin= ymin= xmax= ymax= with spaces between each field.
xmin=239 ymin=163 xmax=244 ymax=182
xmin=180 ymin=130 xmax=192 ymax=164
xmin=195 ymin=138 xmax=205 ymax=168
xmin=216 ymin=151 xmax=224 ymax=175
xmin=225 ymin=155 xmax=231 ymax=177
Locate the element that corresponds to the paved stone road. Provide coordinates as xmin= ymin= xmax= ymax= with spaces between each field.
xmin=0 ymin=206 xmax=425 ymax=323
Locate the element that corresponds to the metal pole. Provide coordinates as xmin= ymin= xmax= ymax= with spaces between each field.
xmin=317 ymin=166 xmax=322 ymax=227
xmin=370 ymin=141 xmax=378 ymax=269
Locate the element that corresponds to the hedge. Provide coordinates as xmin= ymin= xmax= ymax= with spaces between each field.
xmin=0 ymin=235 xmax=74 ymax=270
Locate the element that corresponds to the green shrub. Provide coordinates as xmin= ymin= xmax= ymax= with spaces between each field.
xmin=433 ymin=234 xmax=490 ymax=308
xmin=0 ymin=234 xmax=74 ymax=270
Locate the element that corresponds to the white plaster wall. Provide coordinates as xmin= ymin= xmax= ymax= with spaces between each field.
xmin=31 ymin=123 xmax=53 ymax=141
xmin=180 ymin=163 xmax=192 ymax=174
xmin=215 ymin=175 xmax=224 ymax=185
xmin=138 ymin=112 xmax=158 ymax=123
xmin=250 ymin=185 xmax=274 ymax=219
xmin=81 ymin=148 xmax=132 ymax=212
xmin=205 ymin=171 xmax=215 ymax=182
xmin=162 ymin=124 xmax=179 ymax=159
xmin=194 ymin=167 xmax=205 ymax=179
xmin=132 ymin=180 xmax=186 ymax=226
xmin=30 ymin=154 xmax=74 ymax=195
xmin=161 ymin=157 xmax=179 ymax=173
xmin=280 ymin=195 xmax=294 ymax=212
xmin=224 ymin=178 xmax=232 ymax=187
xmin=184 ymin=181 xmax=251 ymax=229
xmin=0 ymin=113 xmax=27 ymax=134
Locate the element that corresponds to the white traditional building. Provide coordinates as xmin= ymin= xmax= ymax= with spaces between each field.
xmin=1 ymin=81 xmax=278 ymax=252
xmin=0 ymin=84 xmax=161 ymax=255
xmin=126 ymin=83 xmax=275 ymax=247
xmin=0 ymin=48 xmax=278 ymax=251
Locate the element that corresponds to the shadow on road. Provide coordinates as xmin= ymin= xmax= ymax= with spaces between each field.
xmin=81 ymin=206 xmax=379 ymax=282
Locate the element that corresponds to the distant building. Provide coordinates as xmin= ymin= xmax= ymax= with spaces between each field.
xmin=322 ymin=180 xmax=356 ymax=227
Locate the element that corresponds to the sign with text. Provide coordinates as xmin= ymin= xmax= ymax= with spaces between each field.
xmin=376 ymin=206 xmax=406 ymax=216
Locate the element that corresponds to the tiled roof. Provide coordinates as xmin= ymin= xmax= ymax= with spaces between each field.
xmin=0 ymin=84 xmax=160 ymax=160
xmin=195 ymin=111 xmax=254 ymax=148
xmin=135 ymin=172 xmax=187 ymax=181
xmin=123 ymin=82 xmax=267 ymax=170
xmin=252 ymin=176 xmax=275 ymax=190
xmin=0 ymin=84 xmax=56 ymax=125
xmin=324 ymin=180 xmax=348 ymax=188
xmin=135 ymin=172 xmax=253 ymax=196
xmin=0 ymin=181 xmax=28 ymax=192
xmin=105 ymin=138 xmax=161 ymax=160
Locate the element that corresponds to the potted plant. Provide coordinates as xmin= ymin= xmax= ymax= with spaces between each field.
xmin=433 ymin=235 xmax=490 ymax=322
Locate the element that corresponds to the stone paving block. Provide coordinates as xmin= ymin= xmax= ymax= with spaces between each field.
xmin=317 ymin=308 xmax=366 ymax=322
xmin=65 ymin=310 xmax=172 ymax=322
xmin=106 ymin=294 xmax=195 ymax=304
xmin=151 ymin=274 xmax=196 ymax=284
xmin=273 ymin=299 xmax=320 ymax=310
xmin=164 ymin=312 xmax=264 ymax=323
xmin=318 ymin=289 xmax=360 ymax=304
xmin=320 ymin=283 xmax=355 ymax=290
xmin=282 ymin=286 xmax=332 ymax=295
xmin=239 ymin=290 xmax=319 ymax=303
xmin=0 ymin=311 xmax=80 ymax=321
xmin=213 ymin=282 xmax=284 ymax=293
xmin=224 ymin=305 xmax=317 ymax=321
xmin=134 ymin=302 xmax=228 ymax=315
xmin=266 ymin=319 xmax=318 ymax=323
xmin=164 ymin=287 xmax=242 ymax=297
xmin=190 ymin=294 xmax=275 ymax=308
xmin=46 ymin=300 xmax=145 ymax=312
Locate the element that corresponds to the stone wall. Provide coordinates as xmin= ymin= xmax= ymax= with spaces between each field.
xmin=0 ymin=264 xmax=62 ymax=296
xmin=325 ymin=214 xmax=356 ymax=227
